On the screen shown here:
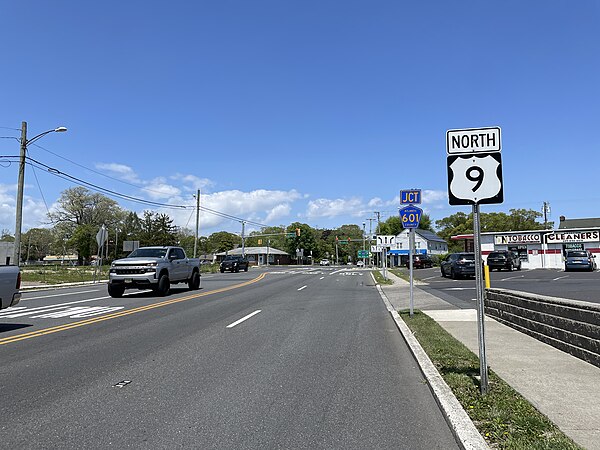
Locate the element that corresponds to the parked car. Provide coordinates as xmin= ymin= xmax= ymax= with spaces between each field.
xmin=108 ymin=246 xmax=201 ymax=297
xmin=564 ymin=250 xmax=596 ymax=272
xmin=220 ymin=255 xmax=249 ymax=273
xmin=406 ymin=254 xmax=433 ymax=269
xmin=0 ymin=265 xmax=21 ymax=310
xmin=486 ymin=250 xmax=522 ymax=271
xmin=440 ymin=252 xmax=476 ymax=279
xmin=319 ymin=259 xmax=330 ymax=266
xmin=356 ymin=261 xmax=365 ymax=267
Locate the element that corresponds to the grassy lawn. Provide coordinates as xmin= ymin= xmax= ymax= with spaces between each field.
xmin=400 ymin=310 xmax=582 ymax=449
xmin=21 ymin=263 xmax=221 ymax=285
xmin=372 ymin=270 xmax=393 ymax=285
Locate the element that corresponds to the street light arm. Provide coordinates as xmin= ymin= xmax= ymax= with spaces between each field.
xmin=26 ymin=127 xmax=67 ymax=146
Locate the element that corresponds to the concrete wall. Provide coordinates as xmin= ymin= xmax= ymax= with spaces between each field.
xmin=485 ymin=289 xmax=600 ymax=368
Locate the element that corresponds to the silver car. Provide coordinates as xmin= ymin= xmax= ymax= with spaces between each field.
xmin=564 ymin=250 xmax=596 ymax=272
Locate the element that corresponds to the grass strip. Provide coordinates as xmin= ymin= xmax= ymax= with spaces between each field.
xmin=399 ymin=310 xmax=582 ymax=449
xmin=372 ymin=270 xmax=393 ymax=285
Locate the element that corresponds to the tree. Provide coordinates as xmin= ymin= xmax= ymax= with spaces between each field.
xmin=22 ymin=228 xmax=54 ymax=262
xmin=48 ymin=187 xmax=122 ymax=229
xmin=138 ymin=211 xmax=178 ymax=246
xmin=206 ymin=231 xmax=241 ymax=253
xmin=285 ymin=222 xmax=317 ymax=260
xmin=435 ymin=208 xmax=547 ymax=253
xmin=0 ymin=229 xmax=14 ymax=242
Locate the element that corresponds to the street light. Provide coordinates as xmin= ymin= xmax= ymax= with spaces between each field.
xmin=13 ymin=121 xmax=67 ymax=265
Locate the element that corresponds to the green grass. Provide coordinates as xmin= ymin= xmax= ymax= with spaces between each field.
xmin=372 ymin=270 xmax=393 ymax=285
xmin=400 ymin=310 xmax=582 ymax=449
xmin=389 ymin=268 xmax=411 ymax=282
xmin=21 ymin=263 xmax=220 ymax=285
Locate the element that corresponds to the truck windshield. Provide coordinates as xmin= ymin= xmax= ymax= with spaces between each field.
xmin=128 ymin=248 xmax=167 ymax=258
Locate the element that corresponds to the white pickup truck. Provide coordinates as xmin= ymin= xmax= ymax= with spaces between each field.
xmin=0 ymin=265 xmax=22 ymax=310
xmin=108 ymin=246 xmax=201 ymax=298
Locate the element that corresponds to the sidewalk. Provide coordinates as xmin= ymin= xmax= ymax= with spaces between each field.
xmin=379 ymin=271 xmax=600 ymax=450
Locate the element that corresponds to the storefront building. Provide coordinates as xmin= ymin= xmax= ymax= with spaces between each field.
xmin=452 ymin=225 xmax=600 ymax=270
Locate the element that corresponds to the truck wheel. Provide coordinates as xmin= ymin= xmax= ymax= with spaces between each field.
xmin=220 ymin=268 xmax=225 ymax=273
xmin=108 ymin=283 xmax=125 ymax=298
xmin=188 ymin=271 xmax=200 ymax=290
xmin=156 ymin=274 xmax=170 ymax=296
xmin=244 ymin=266 xmax=248 ymax=272
xmin=450 ymin=268 xmax=457 ymax=279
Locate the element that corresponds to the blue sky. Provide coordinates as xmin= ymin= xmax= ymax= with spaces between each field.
xmin=1 ymin=1 xmax=599 ymax=237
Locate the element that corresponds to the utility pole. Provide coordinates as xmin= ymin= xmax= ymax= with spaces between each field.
xmin=241 ymin=221 xmax=246 ymax=258
xmin=367 ymin=217 xmax=376 ymax=267
xmin=543 ymin=201 xmax=550 ymax=229
xmin=13 ymin=122 xmax=27 ymax=265
xmin=194 ymin=189 xmax=200 ymax=258
xmin=13 ymin=121 xmax=67 ymax=266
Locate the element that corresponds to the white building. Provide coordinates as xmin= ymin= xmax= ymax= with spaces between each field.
xmin=381 ymin=230 xmax=448 ymax=266
xmin=451 ymin=217 xmax=600 ymax=270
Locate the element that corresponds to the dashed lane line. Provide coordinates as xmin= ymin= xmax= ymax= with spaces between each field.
xmin=226 ymin=310 xmax=262 ymax=328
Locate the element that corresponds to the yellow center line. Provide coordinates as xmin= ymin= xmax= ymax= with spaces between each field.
xmin=0 ymin=272 xmax=267 ymax=346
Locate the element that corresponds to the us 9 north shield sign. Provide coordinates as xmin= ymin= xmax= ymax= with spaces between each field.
xmin=447 ymin=153 xmax=503 ymax=205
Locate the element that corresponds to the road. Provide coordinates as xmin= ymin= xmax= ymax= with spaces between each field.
xmin=0 ymin=267 xmax=459 ymax=449
xmin=397 ymin=266 xmax=600 ymax=307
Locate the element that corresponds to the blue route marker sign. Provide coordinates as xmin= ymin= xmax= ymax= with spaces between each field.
xmin=400 ymin=189 xmax=421 ymax=205
xmin=399 ymin=205 xmax=423 ymax=229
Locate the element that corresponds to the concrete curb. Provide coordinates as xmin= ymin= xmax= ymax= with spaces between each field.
xmin=373 ymin=276 xmax=489 ymax=449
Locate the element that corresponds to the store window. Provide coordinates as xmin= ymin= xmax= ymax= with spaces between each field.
xmin=508 ymin=245 xmax=528 ymax=262
xmin=563 ymin=243 xmax=584 ymax=255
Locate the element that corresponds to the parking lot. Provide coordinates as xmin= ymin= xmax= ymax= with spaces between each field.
xmin=397 ymin=266 xmax=600 ymax=305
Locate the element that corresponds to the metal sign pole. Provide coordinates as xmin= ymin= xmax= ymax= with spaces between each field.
xmin=473 ymin=203 xmax=489 ymax=394
xmin=409 ymin=228 xmax=414 ymax=317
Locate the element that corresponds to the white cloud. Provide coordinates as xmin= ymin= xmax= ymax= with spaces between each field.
xmin=265 ymin=204 xmax=291 ymax=223
xmin=95 ymin=163 xmax=141 ymax=184
xmin=175 ymin=174 xmax=214 ymax=192
xmin=144 ymin=177 xmax=181 ymax=200
xmin=422 ymin=189 xmax=448 ymax=205
xmin=305 ymin=197 xmax=365 ymax=219
xmin=0 ymin=183 xmax=51 ymax=234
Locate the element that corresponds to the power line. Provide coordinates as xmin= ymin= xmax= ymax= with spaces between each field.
xmin=23 ymin=155 xmax=271 ymax=229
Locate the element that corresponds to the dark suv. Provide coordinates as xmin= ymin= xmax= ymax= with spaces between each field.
xmin=486 ymin=250 xmax=521 ymax=271
xmin=220 ymin=256 xmax=249 ymax=273
xmin=440 ymin=253 xmax=476 ymax=279
xmin=406 ymin=254 xmax=433 ymax=269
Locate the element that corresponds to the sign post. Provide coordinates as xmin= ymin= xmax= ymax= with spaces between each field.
xmin=446 ymin=126 xmax=503 ymax=395
xmin=400 ymin=200 xmax=423 ymax=317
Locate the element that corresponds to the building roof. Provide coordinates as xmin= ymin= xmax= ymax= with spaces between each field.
xmin=216 ymin=246 xmax=289 ymax=256
xmin=398 ymin=229 xmax=447 ymax=243
xmin=558 ymin=217 xmax=600 ymax=229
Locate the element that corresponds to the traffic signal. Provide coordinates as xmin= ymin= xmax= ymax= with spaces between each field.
xmin=347 ymin=237 xmax=351 ymax=244
xmin=296 ymin=228 xmax=301 ymax=237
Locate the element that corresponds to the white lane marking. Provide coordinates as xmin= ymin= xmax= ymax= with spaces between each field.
xmin=329 ymin=268 xmax=346 ymax=275
xmin=443 ymin=287 xmax=476 ymax=291
xmin=297 ymin=285 xmax=307 ymax=291
xmin=553 ymin=275 xmax=569 ymax=281
xmin=499 ymin=275 xmax=525 ymax=281
xmin=421 ymin=276 xmax=438 ymax=281
xmin=226 ymin=310 xmax=262 ymax=328
xmin=319 ymin=277 xmax=325 ymax=280
xmin=34 ymin=306 xmax=125 ymax=319
xmin=25 ymin=290 xmax=99 ymax=300
xmin=0 ymin=296 xmax=112 ymax=318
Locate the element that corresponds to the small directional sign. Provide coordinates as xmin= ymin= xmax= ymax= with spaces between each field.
xmin=400 ymin=189 xmax=421 ymax=205
xmin=399 ymin=205 xmax=423 ymax=229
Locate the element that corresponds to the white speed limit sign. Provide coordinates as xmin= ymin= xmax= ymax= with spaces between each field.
xmin=447 ymin=153 xmax=503 ymax=205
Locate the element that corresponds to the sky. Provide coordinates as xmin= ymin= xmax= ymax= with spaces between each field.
xmin=1 ymin=1 xmax=599 ymax=238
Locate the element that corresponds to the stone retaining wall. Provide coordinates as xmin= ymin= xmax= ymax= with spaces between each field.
xmin=485 ymin=288 xmax=600 ymax=368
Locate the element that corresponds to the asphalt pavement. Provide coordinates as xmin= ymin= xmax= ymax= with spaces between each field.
xmin=378 ymin=270 xmax=600 ymax=450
